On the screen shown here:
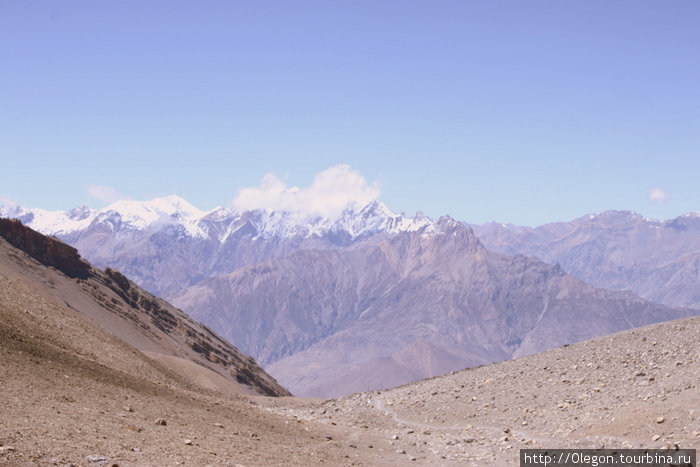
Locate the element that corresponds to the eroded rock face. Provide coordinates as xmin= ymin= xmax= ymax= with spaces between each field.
xmin=0 ymin=218 xmax=91 ymax=279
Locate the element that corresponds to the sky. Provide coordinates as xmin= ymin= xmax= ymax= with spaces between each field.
xmin=1 ymin=1 xmax=698 ymax=226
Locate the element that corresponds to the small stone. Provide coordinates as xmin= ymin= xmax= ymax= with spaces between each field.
xmin=184 ymin=439 xmax=193 ymax=445
xmin=123 ymin=405 xmax=134 ymax=412
xmin=0 ymin=447 xmax=16 ymax=454
xmin=325 ymin=435 xmax=333 ymax=441
xmin=408 ymin=455 xmax=417 ymax=461
xmin=652 ymin=435 xmax=661 ymax=441
xmin=396 ymin=448 xmax=406 ymax=454
xmin=155 ymin=418 xmax=167 ymax=426
xmin=214 ymin=423 xmax=224 ymax=428
xmin=391 ymin=434 xmax=399 ymax=440
xmin=86 ymin=454 xmax=108 ymax=463
xmin=656 ymin=416 xmax=665 ymax=424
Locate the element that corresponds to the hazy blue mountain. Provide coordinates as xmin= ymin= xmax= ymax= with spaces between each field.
xmin=471 ymin=211 xmax=700 ymax=309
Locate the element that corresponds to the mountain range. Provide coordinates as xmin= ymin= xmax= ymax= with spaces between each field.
xmin=471 ymin=210 xmax=700 ymax=309
xmin=2 ymin=197 xmax=697 ymax=397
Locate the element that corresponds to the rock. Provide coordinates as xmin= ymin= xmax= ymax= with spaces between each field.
xmin=325 ymin=435 xmax=333 ymax=440
xmin=396 ymin=449 xmax=406 ymax=454
xmin=0 ymin=447 xmax=16 ymax=454
xmin=155 ymin=418 xmax=167 ymax=426
xmin=123 ymin=405 xmax=134 ymax=412
xmin=656 ymin=416 xmax=665 ymax=424
xmin=213 ymin=423 xmax=224 ymax=428
xmin=184 ymin=439 xmax=193 ymax=445
xmin=86 ymin=454 xmax=108 ymax=463
xmin=652 ymin=435 xmax=661 ymax=441
xmin=391 ymin=434 xmax=399 ymax=440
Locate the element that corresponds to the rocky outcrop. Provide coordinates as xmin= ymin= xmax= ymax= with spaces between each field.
xmin=0 ymin=218 xmax=91 ymax=279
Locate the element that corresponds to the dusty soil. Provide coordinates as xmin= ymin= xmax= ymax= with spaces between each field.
xmin=0 ymin=268 xmax=407 ymax=466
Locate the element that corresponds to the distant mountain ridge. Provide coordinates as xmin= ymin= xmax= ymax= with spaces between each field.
xmin=1 ymin=197 xmax=433 ymax=297
xmin=471 ymin=210 xmax=700 ymax=309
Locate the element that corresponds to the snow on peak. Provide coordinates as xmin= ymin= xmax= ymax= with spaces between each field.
xmin=4 ymin=195 xmax=440 ymax=242
xmin=0 ymin=200 xmax=28 ymax=219
xmin=213 ymin=200 xmax=436 ymax=243
xmin=103 ymin=195 xmax=205 ymax=227
xmin=96 ymin=195 xmax=211 ymax=236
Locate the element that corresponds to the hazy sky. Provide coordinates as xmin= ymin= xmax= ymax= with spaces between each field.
xmin=1 ymin=1 xmax=698 ymax=225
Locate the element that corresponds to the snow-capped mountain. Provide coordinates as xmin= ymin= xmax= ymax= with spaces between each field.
xmin=0 ymin=196 xmax=437 ymax=297
xmin=2 ymin=195 xmax=211 ymax=238
xmin=2 ymin=196 xmax=433 ymax=242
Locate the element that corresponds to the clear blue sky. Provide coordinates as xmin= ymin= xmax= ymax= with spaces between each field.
xmin=1 ymin=1 xmax=698 ymax=225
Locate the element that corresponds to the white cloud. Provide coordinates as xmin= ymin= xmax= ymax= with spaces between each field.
xmin=86 ymin=185 xmax=124 ymax=203
xmin=648 ymin=187 xmax=670 ymax=203
xmin=232 ymin=165 xmax=381 ymax=218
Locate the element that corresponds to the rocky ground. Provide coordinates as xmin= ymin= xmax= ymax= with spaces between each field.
xmin=261 ymin=316 xmax=699 ymax=466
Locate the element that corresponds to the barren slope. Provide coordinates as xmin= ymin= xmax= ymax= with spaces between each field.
xmin=0 ymin=218 xmax=288 ymax=397
xmin=262 ymin=316 xmax=700 ymax=466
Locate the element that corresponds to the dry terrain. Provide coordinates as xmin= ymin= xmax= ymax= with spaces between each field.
xmin=3 ymin=264 xmax=697 ymax=466
xmin=1 ymin=220 xmax=698 ymax=466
